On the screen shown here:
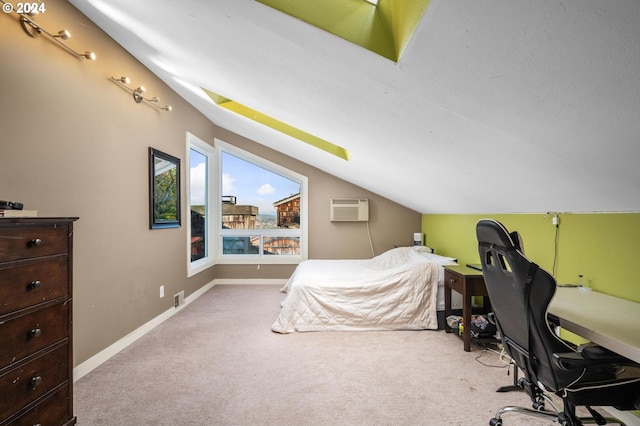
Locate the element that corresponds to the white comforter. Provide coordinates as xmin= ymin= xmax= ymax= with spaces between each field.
xmin=271 ymin=247 xmax=442 ymax=333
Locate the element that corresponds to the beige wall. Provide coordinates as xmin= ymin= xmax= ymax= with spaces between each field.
xmin=0 ymin=0 xmax=421 ymax=367
xmin=213 ymin=126 xmax=423 ymax=279
xmin=0 ymin=0 xmax=217 ymax=365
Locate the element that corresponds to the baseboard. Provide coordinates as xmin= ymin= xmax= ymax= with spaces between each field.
xmin=212 ymin=278 xmax=288 ymax=286
xmin=73 ymin=280 xmax=216 ymax=382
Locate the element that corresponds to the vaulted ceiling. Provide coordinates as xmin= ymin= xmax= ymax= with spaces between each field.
xmin=70 ymin=0 xmax=640 ymax=214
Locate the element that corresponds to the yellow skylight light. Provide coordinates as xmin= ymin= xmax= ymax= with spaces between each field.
xmin=256 ymin=0 xmax=431 ymax=62
xmin=203 ymin=88 xmax=351 ymax=161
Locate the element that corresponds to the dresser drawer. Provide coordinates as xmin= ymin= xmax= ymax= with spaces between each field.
xmin=0 ymin=303 xmax=69 ymax=370
xmin=0 ymin=258 xmax=68 ymax=317
xmin=0 ymin=344 xmax=68 ymax=422
xmin=0 ymin=226 xmax=69 ymax=263
xmin=3 ymin=386 xmax=72 ymax=426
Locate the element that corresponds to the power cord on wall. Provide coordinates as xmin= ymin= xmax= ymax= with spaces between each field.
xmin=366 ymin=221 xmax=375 ymax=257
xmin=552 ymin=215 xmax=560 ymax=277
xmin=546 ymin=212 xmax=561 ymax=277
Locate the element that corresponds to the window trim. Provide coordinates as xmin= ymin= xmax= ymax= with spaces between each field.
xmin=214 ymin=139 xmax=308 ymax=264
xmin=186 ymin=132 xmax=217 ymax=277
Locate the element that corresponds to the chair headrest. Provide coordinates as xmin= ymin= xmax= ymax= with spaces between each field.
xmin=476 ymin=219 xmax=520 ymax=252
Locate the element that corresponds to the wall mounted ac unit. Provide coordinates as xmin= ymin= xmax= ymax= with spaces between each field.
xmin=330 ymin=198 xmax=369 ymax=222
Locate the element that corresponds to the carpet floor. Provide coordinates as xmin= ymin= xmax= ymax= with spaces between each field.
xmin=74 ymin=284 xmax=612 ymax=425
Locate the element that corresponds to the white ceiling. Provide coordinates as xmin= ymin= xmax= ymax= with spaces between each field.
xmin=70 ymin=0 xmax=640 ymax=214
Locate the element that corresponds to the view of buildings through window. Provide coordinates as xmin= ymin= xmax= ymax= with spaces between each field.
xmin=190 ymin=147 xmax=303 ymax=259
xmin=220 ymin=151 xmax=301 ymax=255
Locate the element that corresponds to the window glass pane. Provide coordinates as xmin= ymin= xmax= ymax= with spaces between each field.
xmin=215 ymin=140 xmax=308 ymax=263
xmin=221 ymin=152 xmax=300 ymax=231
xmin=222 ymin=236 xmax=259 ymax=254
xmin=263 ymin=236 xmax=300 ymax=255
xmin=190 ymin=148 xmax=207 ymax=262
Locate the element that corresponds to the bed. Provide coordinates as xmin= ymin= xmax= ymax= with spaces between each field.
xmin=271 ymin=246 xmax=461 ymax=333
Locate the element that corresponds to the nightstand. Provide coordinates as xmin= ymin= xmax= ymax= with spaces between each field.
xmin=443 ymin=265 xmax=492 ymax=352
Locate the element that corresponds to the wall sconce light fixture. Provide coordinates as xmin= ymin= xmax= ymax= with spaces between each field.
xmin=0 ymin=1 xmax=96 ymax=60
xmin=110 ymin=76 xmax=172 ymax=112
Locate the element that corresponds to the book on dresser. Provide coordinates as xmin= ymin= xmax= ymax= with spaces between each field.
xmin=0 ymin=217 xmax=78 ymax=426
xmin=0 ymin=209 xmax=38 ymax=217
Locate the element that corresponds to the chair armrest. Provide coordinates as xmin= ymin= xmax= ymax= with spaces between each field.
xmin=553 ymin=344 xmax=636 ymax=370
xmin=579 ymin=343 xmax=622 ymax=360
xmin=553 ymin=351 xmax=594 ymax=370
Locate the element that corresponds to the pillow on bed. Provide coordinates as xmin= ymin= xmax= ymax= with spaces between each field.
xmin=412 ymin=246 xmax=458 ymax=265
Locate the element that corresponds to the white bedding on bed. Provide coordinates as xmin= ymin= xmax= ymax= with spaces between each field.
xmin=271 ymin=247 xmax=456 ymax=333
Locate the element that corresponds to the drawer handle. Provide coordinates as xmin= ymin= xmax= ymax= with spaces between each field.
xmin=30 ymin=328 xmax=42 ymax=338
xmin=28 ymin=238 xmax=43 ymax=248
xmin=28 ymin=280 xmax=42 ymax=290
xmin=30 ymin=376 xmax=42 ymax=388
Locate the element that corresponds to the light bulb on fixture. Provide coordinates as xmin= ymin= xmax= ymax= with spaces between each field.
xmin=149 ymin=97 xmax=173 ymax=112
xmin=113 ymin=76 xmax=130 ymax=84
xmin=54 ymin=29 xmax=71 ymax=40
xmin=133 ymin=86 xmax=146 ymax=103
xmin=109 ymin=76 xmax=171 ymax=112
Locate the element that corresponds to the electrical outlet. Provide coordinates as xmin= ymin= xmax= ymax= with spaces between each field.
xmin=160 ymin=285 xmax=165 ymax=298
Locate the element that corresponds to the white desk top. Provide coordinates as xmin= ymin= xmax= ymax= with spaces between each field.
xmin=549 ymin=287 xmax=640 ymax=364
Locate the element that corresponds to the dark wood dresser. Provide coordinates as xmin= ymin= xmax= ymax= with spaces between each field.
xmin=0 ymin=217 xmax=78 ymax=426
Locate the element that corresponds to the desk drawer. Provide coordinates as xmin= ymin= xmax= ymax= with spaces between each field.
xmin=0 ymin=344 xmax=68 ymax=422
xmin=444 ymin=270 xmax=463 ymax=293
xmin=0 ymin=303 xmax=69 ymax=370
xmin=0 ymin=226 xmax=69 ymax=263
xmin=0 ymin=258 xmax=68 ymax=316
xmin=445 ymin=269 xmax=488 ymax=296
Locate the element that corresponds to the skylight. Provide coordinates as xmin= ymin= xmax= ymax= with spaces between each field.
xmin=202 ymin=88 xmax=351 ymax=161
xmin=256 ymin=0 xmax=431 ymax=62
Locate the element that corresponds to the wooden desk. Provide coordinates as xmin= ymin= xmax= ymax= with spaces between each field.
xmin=443 ymin=265 xmax=491 ymax=352
xmin=549 ymin=287 xmax=640 ymax=364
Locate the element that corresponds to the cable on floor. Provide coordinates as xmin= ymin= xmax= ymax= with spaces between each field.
xmin=475 ymin=344 xmax=511 ymax=369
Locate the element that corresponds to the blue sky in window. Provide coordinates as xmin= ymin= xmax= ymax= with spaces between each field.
xmin=189 ymin=150 xmax=300 ymax=214
xmin=190 ymin=151 xmax=299 ymax=215
xmin=190 ymin=149 xmax=207 ymax=207
xmin=222 ymin=152 xmax=300 ymax=215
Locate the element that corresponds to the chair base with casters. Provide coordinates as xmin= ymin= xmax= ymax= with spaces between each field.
xmin=489 ymin=377 xmax=627 ymax=425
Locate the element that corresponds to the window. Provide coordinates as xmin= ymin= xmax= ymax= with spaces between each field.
xmin=216 ymin=140 xmax=308 ymax=263
xmin=186 ymin=132 xmax=216 ymax=276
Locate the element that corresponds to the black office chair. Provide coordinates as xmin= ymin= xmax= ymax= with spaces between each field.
xmin=476 ymin=219 xmax=640 ymax=426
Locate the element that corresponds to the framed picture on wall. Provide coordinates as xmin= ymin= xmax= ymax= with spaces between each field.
xmin=149 ymin=147 xmax=181 ymax=229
